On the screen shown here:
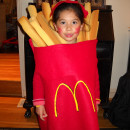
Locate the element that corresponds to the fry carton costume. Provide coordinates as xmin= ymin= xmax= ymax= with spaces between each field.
xmin=18 ymin=1 xmax=100 ymax=130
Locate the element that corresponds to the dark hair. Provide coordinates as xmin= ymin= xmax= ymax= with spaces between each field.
xmin=52 ymin=3 xmax=84 ymax=24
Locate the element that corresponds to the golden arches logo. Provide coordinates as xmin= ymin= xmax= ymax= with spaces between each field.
xmin=54 ymin=80 xmax=96 ymax=117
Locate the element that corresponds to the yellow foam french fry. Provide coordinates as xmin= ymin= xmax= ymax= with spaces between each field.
xmin=42 ymin=2 xmax=51 ymax=22
xmin=77 ymin=31 xmax=86 ymax=42
xmin=84 ymin=2 xmax=91 ymax=24
xmin=37 ymin=11 xmax=48 ymax=24
xmin=18 ymin=16 xmax=46 ymax=47
xmin=32 ymin=40 xmax=39 ymax=47
xmin=84 ymin=24 xmax=90 ymax=40
xmin=89 ymin=10 xmax=99 ymax=40
xmin=29 ymin=16 xmax=55 ymax=46
xmin=95 ymin=21 xmax=99 ymax=39
xmin=84 ymin=2 xmax=91 ymax=40
xmin=27 ymin=5 xmax=37 ymax=18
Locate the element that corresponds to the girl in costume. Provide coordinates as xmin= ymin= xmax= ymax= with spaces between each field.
xmin=33 ymin=1 xmax=100 ymax=130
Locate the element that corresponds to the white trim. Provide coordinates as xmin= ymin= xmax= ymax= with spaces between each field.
xmin=17 ymin=0 xmax=34 ymax=97
xmin=109 ymin=88 xmax=116 ymax=98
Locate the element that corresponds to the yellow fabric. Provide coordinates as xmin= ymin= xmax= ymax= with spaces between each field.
xmin=54 ymin=80 xmax=96 ymax=117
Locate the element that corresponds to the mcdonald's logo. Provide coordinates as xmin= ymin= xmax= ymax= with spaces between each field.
xmin=54 ymin=80 xmax=96 ymax=117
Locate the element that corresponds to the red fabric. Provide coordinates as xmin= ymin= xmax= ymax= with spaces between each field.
xmin=30 ymin=40 xmax=100 ymax=130
xmin=50 ymin=0 xmax=88 ymax=18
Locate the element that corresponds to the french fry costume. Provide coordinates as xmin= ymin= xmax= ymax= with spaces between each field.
xmin=30 ymin=39 xmax=100 ymax=130
xmin=18 ymin=0 xmax=100 ymax=130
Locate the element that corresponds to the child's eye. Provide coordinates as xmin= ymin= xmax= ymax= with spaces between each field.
xmin=72 ymin=21 xmax=77 ymax=24
xmin=60 ymin=21 xmax=66 ymax=25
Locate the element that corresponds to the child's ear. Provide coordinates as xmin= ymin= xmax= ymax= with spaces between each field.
xmin=80 ymin=23 xmax=84 ymax=31
xmin=53 ymin=23 xmax=58 ymax=31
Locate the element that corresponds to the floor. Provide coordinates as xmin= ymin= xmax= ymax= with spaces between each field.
xmin=0 ymin=53 xmax=21 ymax=97
xmin=0 ymin=97 xmax=38 ymax=128
xmin=0 ymin=53 xmax=20 ymax=81
xmin=0 ymin=96 xmax=118 ymax=129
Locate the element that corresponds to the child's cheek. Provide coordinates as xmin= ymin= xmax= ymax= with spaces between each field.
xmin=57 ymin=27 xmax=62 ymax=34
xmin=75 ymin=26 xmax=81 ymax=34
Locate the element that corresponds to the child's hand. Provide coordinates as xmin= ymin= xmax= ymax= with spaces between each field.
xmin=36 ymin=105 xmax=48 ymax=121
xmin=96 ymin=104 xmax=99 ymax=112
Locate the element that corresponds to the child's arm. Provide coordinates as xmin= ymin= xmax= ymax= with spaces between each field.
xmin=95 ymin=59 xmax=101 ymax=112
xmin=33 ymin=71 xmax=47 ymax=120
xmin=33 ymin=71 xmax=45 ymax=106
xmin=36 ymin=105 xmax=48 ymax=121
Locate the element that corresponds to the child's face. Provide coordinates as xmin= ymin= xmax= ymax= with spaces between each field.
xmin=54 ymin=10 xmax=83 ymax=44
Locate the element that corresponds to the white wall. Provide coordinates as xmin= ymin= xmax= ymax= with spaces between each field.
xmin=106 ymin=0 xmax=130 ymax=98
xmin=17 ymin=0 xmax=34 ymax=97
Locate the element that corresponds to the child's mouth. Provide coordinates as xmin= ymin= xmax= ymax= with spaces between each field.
xmin=65 ymin=34 xmax=73 ymax=38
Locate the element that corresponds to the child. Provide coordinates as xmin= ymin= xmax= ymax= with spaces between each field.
xmin=33 ymin=1 xmax=100 ymax=130
xmin=52 ymin=1 xmax=84 ymax=44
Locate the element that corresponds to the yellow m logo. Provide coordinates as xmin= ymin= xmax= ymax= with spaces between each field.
xmin=54 ymin=80 xmax=96 ymax=117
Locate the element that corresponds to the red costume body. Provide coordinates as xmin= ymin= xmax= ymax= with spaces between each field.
xmin=29 ymin=39 xmax=100 ymax=130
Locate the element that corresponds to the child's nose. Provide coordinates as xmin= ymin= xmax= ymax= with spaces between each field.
xmin=66 ymin=24 xmax=72 ymax=31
